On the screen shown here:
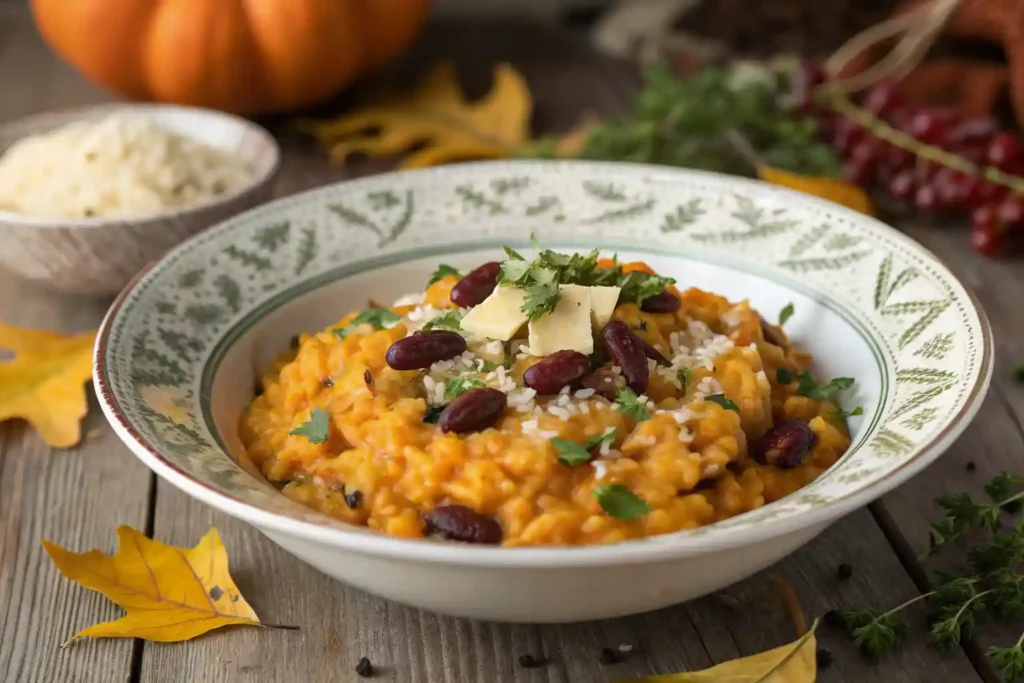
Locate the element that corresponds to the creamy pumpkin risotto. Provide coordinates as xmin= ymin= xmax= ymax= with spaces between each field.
xmin=241 ymin=241 xmax=857 ymax=547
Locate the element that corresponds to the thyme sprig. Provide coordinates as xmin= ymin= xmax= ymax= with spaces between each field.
xmin=835 ymin=473 xmax=1024 ymax=681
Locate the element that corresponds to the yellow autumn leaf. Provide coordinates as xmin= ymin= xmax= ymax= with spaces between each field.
xmin=759 ymin=165 xmax=874 ymax=215
xmin=0 ymin=323 xmax=96 ymax=448
xmin=299 ymin=61 xmax=532 ymax=168
xmin=43 ymin=526 xmax=263 ymax=644
xmin=620 ymin=621 xmax=817 ymax=683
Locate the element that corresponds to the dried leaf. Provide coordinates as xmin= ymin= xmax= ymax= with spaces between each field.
xmin=0 ymin=323 xmax=96 ymax=447
xmin=299 ymin=62 xmax=532 ymax=168
xmin=760 ymin=165 xmax=875 ymax=215
xmin=619 ymin=622 xmax=818 ymax=682
xmin=43 ymin=526 xmax=262 ymax=643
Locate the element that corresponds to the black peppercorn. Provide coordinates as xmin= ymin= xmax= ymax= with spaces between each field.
xmin=518 ymin=654 xmax=546 ymax=668
xmin=837 ymin=563 xmax=853 ymax=580
xmin=816 ymin=647 xmax=834 ymax=669
xmin=599 ymin=647 xmax=621 ymax=665
xmin=345 ymin=489 xmax=364 ymax=509
xmin=966 ymin=461 xmax=976 ymax=472
xmin=823 ymin=609 xmax=843 ymax=628
xmin=355 ymin=657 xmax=373 ymax=677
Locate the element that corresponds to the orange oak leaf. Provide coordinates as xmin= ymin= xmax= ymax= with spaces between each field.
xmin=298 ymin=61 xmax=532 ymax=168
xmin=759 ymin=166 xmax=875 ymax=216
xmin=43 ymin=526 xmax=264 ymax=644
xmin=0 ymin=323 xmax=96 ymax=447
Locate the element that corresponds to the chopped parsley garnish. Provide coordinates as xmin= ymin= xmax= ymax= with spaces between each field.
xmin=779 ymin=302 xmax=795 ymax=326
xmin=429 ymin=264 xmax=461 ymax=285
xmin=833 ymin=406 xmax=864 ymax=421
xmin=618 ymin=270 xmax=675 ymax=307
xmin=552 ymin=439 xmax=593 ymax=466
xmin=705 ymin=394 xmax=738 ymax=411
xmin=615 ymin=387 xmax=651 ymax=421
xmin=423 ymin=404 xmax=445 ymax=424
xmin=476 ymin=359 xmax=499 ymax=372
xmin=677 ymin=368 xmax=692 ymax=390
xmin=522 ymin=280 xmax=560 ymax=320
xmin=444 ymin=376 xmax=485 ymax=400
xmin=289 ymin=407 xmax=330 ymax=444
xmin=422 ymin=310 xmax=463 ymax=332
xmin=494 ymin=236 xmax=674 ymax=319
xmin=593 ymin=484 xmax=651 ymax=520
xmin=333 ymin=308 xmax=400 ymax=339
xmin=776 ymin=367 xmax=856 ymax=402
xmin=552 ymin=429 xmax=619 ymax=467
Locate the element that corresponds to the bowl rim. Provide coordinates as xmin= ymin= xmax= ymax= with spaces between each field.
xmin=93 ymin=159 xmax=995 ymax=567
xmin=0 ymin=102 xmax=281 ymax=228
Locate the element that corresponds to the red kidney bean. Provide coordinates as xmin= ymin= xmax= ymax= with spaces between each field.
xmin=638 ymin=337 xmax=670 ymax=366
xmin=450 ymin=262 xmax=501 ymax=307
xmin=640 ymin=291 xmax=681 ymax=313
xmin=581 ymin=369 xmax=620 ymax=401
xmin=601 ymin=320 xmax=649 ymax=394
xmin=438 ymin=387 xmax=507 ymax=434
xmin=524 ymin=350 xmax=591 ymax=394
xmin=385 ymin=331 xmax=467 ymax=370
xmin=424 ymin=504 xmax=503 ymax=544
xmin=751 ymin=420 xmax=819 ymax=468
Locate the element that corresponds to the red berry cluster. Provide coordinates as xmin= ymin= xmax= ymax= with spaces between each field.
xmin=792 ymin=62 xmax=1024 ymax=257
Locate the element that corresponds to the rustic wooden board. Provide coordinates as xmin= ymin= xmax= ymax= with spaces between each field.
xmin=0 ymin=9 xmax=151 ymax=683
xmin=0 ymin=275 xmax=153 ymax=683
xmin=0 ymin=3 xmax=1004 ymax=682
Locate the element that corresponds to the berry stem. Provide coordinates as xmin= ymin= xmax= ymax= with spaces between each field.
xmin=825 ymin=93 xmax=1024 ymax=196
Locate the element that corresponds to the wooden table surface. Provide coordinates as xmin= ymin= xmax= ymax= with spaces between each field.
xmin=2 ymin=4 xmax=1023 ymax=682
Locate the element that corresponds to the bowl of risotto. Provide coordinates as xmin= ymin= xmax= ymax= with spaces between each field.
xmin=95 ymin=160 xmax=991 ymax=622
xmin=0 ymin=103 xmax=279 ymax=295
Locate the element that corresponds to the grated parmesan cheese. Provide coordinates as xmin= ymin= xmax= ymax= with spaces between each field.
xmin=0 ymin=114 xmax=251 ymax=219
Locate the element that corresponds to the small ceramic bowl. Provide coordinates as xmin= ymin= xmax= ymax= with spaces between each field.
xmin=95 ymin=160 xmax=992 ymax=623
xmin=0 ymin=103 xmax=280 ymax=296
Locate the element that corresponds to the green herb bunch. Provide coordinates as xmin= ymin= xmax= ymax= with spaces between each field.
xmin=835 ymin=473 xmax=1024 ymax=681
xmin=525 ymin=62 xmax=840 ymax=178
xmin=498 ymin=236 xmax=675 ymax=320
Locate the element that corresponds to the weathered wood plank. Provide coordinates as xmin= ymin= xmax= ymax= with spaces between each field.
xmin=0 ymin=9 xmax=151 ymax=683
xmin=0 ymin=274 xmax=153 ymax=683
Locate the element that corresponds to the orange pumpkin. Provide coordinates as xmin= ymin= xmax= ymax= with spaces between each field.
xmin=30 ymin=0 xmax=432 ymax=115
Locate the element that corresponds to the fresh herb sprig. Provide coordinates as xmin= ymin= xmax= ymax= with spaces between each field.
xmin=551 ymin=429 xmax=619 ymax=467
xmin=615 ymin=387 xmax=651 ymax=421
xmin=495 ymin=236 xmax=675 ymax=319
xmin=776 ymin=367 xmax=856 ymax=402
xmin=429 ymin=264 xmax=461 ymax=285
xmin=834 ymin=473 xmax=1024 ymax=681
xmin=333 ymin=308 xmax=400 ymax=339
xmin=524 ymin=62 xmax=841 ymax=178
xmin=422 ymin=310 xmax=463 ymax=332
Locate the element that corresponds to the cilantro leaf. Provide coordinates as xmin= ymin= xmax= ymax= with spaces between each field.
xmin=586 ymin=428 xmax=619 ymax=452
xmin=677 ymin=368 xmax=692 ymax=390
xmin=615 ymin=387 xmax=651 ymax=421
xmin=833 ymin=405 xmax=864 ymax=420
xmin=429 ymin=264 xmax=461 ymax=285
xmin=779 ymin=302 xmax=795 ymax=326
xmin=333 ymin=308 xmax=400 ymax=339
xmin=504 ymin=246 xmax=526 ymax=261
xmin=593 ymin=484 xmax=651 ymax=520
xmin=499 ymin=259 xmax=531 ymax=284
xmin=521 ymin=281 xmax=560 ymax=320
xmin=804 ymin=376 xmax=855 ymax=401
xmin=422 ymin=310 xmax=463 ymax=332
xmin=619 ymin=271 xmax=676 ymax=306
xmin=444 ymin=376 xmax=485 ymax=400
xmin=988 ymin=644 xmax=1024 ymax=683
xmin=476 ymin=359 xmax=499 ymax=372
xmin=552 ymin=439 xmax=593 ymax=466
xmin=289 ymin=407 xmax=330 ymax=444
xmin=705 ymin=394 xmax=738 ymax=411
xmin=776 ymin=366 xmax=794 ymax=384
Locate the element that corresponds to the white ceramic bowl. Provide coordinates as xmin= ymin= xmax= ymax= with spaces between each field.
xmin=94 ymin=160 xmax=992 ymax=623
xmin=0 ymin=103 xmax=280 ymax=295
